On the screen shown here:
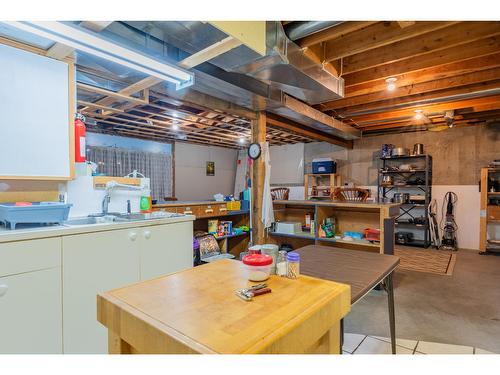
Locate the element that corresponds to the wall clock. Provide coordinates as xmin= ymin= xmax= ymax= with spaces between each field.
xmin=248 ymin=142 xmax=261 ymax=160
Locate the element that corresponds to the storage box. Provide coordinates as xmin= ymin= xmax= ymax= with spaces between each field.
xmin=226 ymin=201 xmax=241 ymax=211
xmin=312 ymin=158 xmax=336 ymax=174
xmin=274 ymin=221 xmax=302 ymax=235
xmin=240 ymin=200 xmax=250 ymax=211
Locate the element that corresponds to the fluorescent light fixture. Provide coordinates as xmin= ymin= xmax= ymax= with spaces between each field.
xmin=4 ymin=21 xmax=194 ymax=90
xmin=385 ymin=77 xmax=397 ymax=91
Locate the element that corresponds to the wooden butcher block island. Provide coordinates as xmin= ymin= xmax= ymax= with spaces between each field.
xmin=97 ymin=259 xmax=351 ymax=354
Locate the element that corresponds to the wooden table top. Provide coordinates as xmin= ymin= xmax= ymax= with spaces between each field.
xmin=97 ymin=259 xmax=350 ymax=354
xmin=273 ymin=200 xmax=401 ymax=209
xmin=296 ymin=245 xmax=400 ymax=303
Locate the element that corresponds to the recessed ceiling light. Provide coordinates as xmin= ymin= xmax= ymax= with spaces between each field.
xmin=172 ymin=123 xmax=179 ymax=131
xmin=415 ymin=109 xmax=423 ymax=120
xmin=385 ymin=77 xmax=397 ymax=91
xmin=239 ymin=137 xmax=245 ymax=144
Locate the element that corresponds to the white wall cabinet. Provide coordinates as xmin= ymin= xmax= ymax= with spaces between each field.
xmin=0 ymin=42 xmax=73 ymax=179
xmin=0 ymin=238 xmax=62 ymax=353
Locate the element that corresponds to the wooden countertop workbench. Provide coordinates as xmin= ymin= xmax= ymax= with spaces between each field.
xmin=273 ymin=199 xmax=401 ymax=210
xmin=97 ymin=260 xmax=351 ymax=354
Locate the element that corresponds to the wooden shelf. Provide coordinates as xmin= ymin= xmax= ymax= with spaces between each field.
xmin=269 ymin=231 xmax=315 ymax=240
xmin=317 ymin=237 xmax=380 ymax=248
xmin=214 ymin=232 xmax=248 ymax=240
xmin=488 ymin=192 xmax=500 ymax=196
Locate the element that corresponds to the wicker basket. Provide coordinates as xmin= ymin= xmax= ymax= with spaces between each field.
xmin=332 ymin=187 xmax=369 ymax=202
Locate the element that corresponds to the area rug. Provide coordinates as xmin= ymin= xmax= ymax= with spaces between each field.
xmin=394 ymin=246 xmax=457 ymax=275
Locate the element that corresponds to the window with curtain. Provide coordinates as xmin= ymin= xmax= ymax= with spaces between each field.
xmin=87 ymin=146 xmax=173 ymax=200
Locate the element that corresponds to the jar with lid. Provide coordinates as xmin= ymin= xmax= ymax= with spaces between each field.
xmin=287 ymin=252 xmax=300 ymax=279
xmin=276 ymin=250 xmax=288 ymax=277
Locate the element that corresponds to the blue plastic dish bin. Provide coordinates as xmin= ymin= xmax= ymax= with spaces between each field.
xmin=0 ymin=202 xmax=72 ymax=229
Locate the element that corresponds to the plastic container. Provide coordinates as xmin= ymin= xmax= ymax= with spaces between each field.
xmin=276 ymin=250 xmax=288 ymax=277
xmin=242 ymin=254 xmax=273 ymax=281
xmin=247 ymin=245 xmax=262 ymax=254
xmin=312 ymin=158 xmax=336 ymax=174
xmin=287 ymin=252 xmax=300 ymax=279
xmin=226 ymin=201 xmax=241 ymax=210
xmin=261 ymin=244 xmax=279 ymax=274
xmin=0 ymin=202 xmax=72 ymax=229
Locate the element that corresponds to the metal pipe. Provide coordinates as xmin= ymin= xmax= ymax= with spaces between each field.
xmin=341 ymin=88 xmax=500 ymax=118
xmin=284 ymin=21 xmax=343 ymax=41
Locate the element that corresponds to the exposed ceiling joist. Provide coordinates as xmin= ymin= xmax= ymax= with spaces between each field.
xmin=178 ymin=36 xmax=242 ymax=69
xmin=343 ymin=36 xmax=500 ymax=86
xmin=296 ymin=21 xmax=378 ymax=47
xmin=342 ymin=21 xmax=500 ymax=74
xmin=324 ymin=21 xmax=455 ymax=62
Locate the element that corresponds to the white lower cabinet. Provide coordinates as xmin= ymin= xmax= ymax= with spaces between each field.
xmin=140 ymin=222 xmax=193 ymax=280
xmin=0 ymin=267 xmax=62 ymax=353
xmin=62 ymin=221 xmax=193 ymax=353
xmin=62 ymin=228 xmax=140 ymax=354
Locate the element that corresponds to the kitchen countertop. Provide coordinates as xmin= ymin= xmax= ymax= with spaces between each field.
xmin=153 ymin=200 xmax=228 ymax=207
xmin=0 ymin=214 xmax=195 ymax=243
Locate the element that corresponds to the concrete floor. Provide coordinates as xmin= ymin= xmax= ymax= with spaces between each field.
xmin=345 ymin=248 xmax=500 ymax=353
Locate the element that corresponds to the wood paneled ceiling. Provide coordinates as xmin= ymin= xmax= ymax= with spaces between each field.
xmin=299 ymin=21 xmax=500 ymax=135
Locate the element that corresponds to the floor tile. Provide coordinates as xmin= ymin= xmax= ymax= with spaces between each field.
xmin=475 ymin=348 xmax=497 ymax=354
xmin=342 ymin=333 xmax=366 ymax=353
xmin=370 ymin=335 xmax=418 ymax=351
xmin=416 ymin=341 xmax=473 ymax=354
xmin=353 ymin=336 xmax=413 ymax=354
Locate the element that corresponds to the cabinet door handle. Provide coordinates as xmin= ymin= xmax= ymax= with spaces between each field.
xmin=205 ymin=209 xmax=214 ymax=213
xmin=0 ymin=284 xmax=8 ymax=298
xmin=143 ymin=230 xmax=151 ymax=239
xmin=129 ymin=232 xmax=138 ymax=241
xmin=183 ymin=210 xmax=193 ymax=214
xmin=219 ymin=207 xmax=227 ymax=212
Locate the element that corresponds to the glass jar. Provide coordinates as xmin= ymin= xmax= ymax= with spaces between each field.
xmin=276 ymin=250 xmax=288 ymax=277
xmin=287 ymin=252 xmax=300 ymax=279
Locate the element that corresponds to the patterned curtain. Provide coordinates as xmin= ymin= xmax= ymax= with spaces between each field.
xmin=87 ymin=146 xmax=172 ymax=200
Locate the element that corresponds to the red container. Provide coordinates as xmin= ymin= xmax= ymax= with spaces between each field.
xmin=364 ymin=228 xmax=380 ymax=242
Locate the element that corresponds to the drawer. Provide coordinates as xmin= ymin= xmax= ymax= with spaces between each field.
xmin=488 ymin=205 xmax=500 ymax=220
xmin=199 ymin=204 xmax=216 ymax=218
xmin=0 ymin=237 xmax=61 ymax=277
xmin=178 ymin=205 xmax=196 ymax=216
xmin=216 ymin=204 xmax=228 ymax=216
xmin=154 ymin=206 xmax=179 ymax=214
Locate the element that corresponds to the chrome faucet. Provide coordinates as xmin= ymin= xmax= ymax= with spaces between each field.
xmin=102 ymin=192 xmax=111 ymax=215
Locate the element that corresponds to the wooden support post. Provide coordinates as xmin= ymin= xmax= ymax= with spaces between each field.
xmin=251 ymin=112 xmax=266 ymax=245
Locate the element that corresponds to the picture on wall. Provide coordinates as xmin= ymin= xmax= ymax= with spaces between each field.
xmin=206 ymin=161 xmax=215 ymax=176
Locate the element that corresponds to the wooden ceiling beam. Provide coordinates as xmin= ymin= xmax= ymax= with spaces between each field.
xmin=178 ymin=36 xmax=242 ymax=69
xmin=266 ymin=115 xmax=353 ymax=149
xmin=340 ymin=52 xmax=500 ymax=98
xmin=341 ymin=22 xmax=500 ymax=74
xmin=348 ymin=94 xmax=500 ymax=123
xmin=324 ymin=21 xmax=455 ymax=62
xmin=330 ymin=80 xmax=500 ymax=115
xmin=296 ymin=21 xmax=378 ymax=48
xmin=343 ymin=36 xmax=500 ymax=86
xmin=323 ymin=67 xmax=500 ymax=110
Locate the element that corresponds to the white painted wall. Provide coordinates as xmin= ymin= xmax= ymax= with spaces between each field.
xmin=174 ymin=143 xmax=238 ymax=201
xmin=269 ymin=143 xmax=304 ymax=185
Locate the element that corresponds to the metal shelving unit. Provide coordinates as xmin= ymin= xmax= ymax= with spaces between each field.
xmin=378 ymin=154 xmax=432 ymax=248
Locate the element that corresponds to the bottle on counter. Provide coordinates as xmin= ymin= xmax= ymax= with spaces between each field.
xmin=287 ymin=252 xmax=300 ymax=279
xmin=276 ymin=250 xmax=288 ymax=277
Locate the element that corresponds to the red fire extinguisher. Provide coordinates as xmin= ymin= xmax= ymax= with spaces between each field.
xmin=74 ymin=113 xmax=86 ymax=163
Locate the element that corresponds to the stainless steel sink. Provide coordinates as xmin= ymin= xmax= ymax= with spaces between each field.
xmin=114 ymin=213 xmax=149 ymax=222
xmin=63 ymin=215 xmax=116 ymax=226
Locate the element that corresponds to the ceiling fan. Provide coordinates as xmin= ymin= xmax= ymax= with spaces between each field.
xmin=428 ymin=110 xmax=455 ymax=132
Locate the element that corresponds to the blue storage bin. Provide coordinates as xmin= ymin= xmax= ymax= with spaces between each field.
xmin=240 ymin=200 xmax=250 ymax=211
xmin=312 ymin=158 xmax=336 ymax=174
xmin=0 ymin=202 xmax=72 ymax=229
